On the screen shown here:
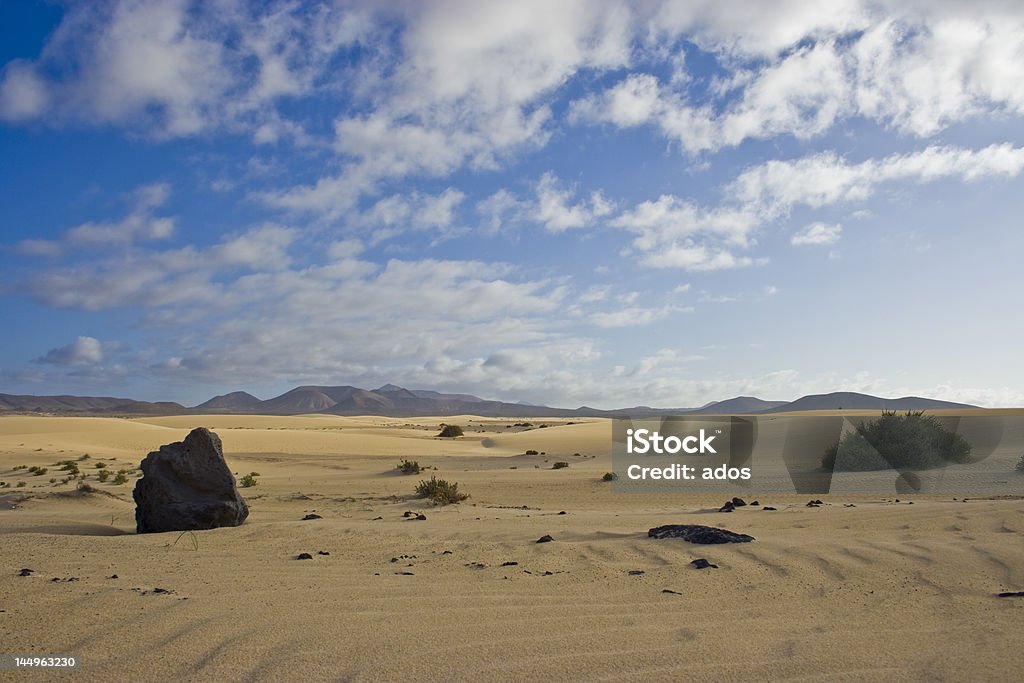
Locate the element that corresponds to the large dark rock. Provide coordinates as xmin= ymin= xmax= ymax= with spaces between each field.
xmin=648 ymin=524 xmax=754 ymax=544
xmin=133 ymin=428 xmax=248 ymax=533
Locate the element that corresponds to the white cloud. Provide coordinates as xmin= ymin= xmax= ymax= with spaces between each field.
xmin=532 ymin=173 xmax=613 ymax=232
xmin=591 ymin=305 xmax=683 ymax=328
xmin=36 ymin=336 xmax=105 ymax=366
xmin=792 ymin=222 xmax=842 ymax=246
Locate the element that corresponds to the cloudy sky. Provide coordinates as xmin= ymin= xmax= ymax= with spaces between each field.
xmin=2 ymin=0 xmax=1024 ymax=409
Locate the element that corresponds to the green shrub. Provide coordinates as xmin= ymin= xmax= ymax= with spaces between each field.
xmin=239 ymin=472 xmax=259 ymax=488
xmin=29 ymin=466 xmax=47 ymax=476
xmin=525 ymin=449 xmax=539 ymax=455
xmin=437 ymin=425 xmax=464 ymax=438
xmin=97 ymin=469 xmax=110 ymax=483
xmin=823 ymin=411 xmax=972 ymax=471
xmin=552 ymin=461 xmax=569 ymax=469
xmin=112 ymin=472 xmax=129 ymax=485
xmin=94 ymin=462 xmax=107 ymax=469
xmin=414 ymin=476 xmax=469 ymax=505
xmin=602 ymin=472 xmax=616 ymax=481
xmin=17 ymin=481 xmax=26 ymax=488
xmin=396 ymin=459 xmax=422 ymax=475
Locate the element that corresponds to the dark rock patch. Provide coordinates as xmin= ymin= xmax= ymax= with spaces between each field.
xmin=718 ymin=501 xmax=735 ymax=513
xmin=536 ymin=534 xmax=554 ymax=543
xmin=763 ymin=507 xmax=777 ymax=511
xmin=731 ymin=497 xmax=747 ymax=507
xmin=806 ymin=499 xmax=824 ymax=507
xmin=997 ymin=591 xmax=1024 ymax=598
xmin=628 ymin=570 xmax=645 ymax=576
xmin=662 ymin=589 xmax=682 ymax=595
xmin=690 ymin=558 xmax=718 ymax=569
xmin=649 ymin=524 xmax=754 ymax=544
xmin=133 ymin=428 xmax=248 ymax=533
xmin=296 ymin=552 xmax=314 ymax=560
xmin=17 ymin=568 xmax=34 ymax=577
xmin=301 ymin=513 xmax=322 ymax=520
xmin=501 ymin=561 xmax=519 ymax=567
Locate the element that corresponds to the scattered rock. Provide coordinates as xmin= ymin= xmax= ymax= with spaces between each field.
xmin=402 ymin=511 xmax=416 ymax=518
xmin=441 ymin=550 xmax=453 ymax=555
xmin=628 ymin=570 xmax=645 ymax=576
xmin=763 ymin=507 xmax=777 ymax=511
xmin=750 ymin=500 xmax=760 ymax=506
xmin=541 ymin=571 xmax=553 ymax=576
xmin=558 ymin=511 xmax=567 ymax=515
xmin=296 ymin=553 xmax=314 ymax=560
xmin=662 ymin=589 xmax=682 ymax=595
xmin=133 ymin=428 xmax=249 ymax=533
xmin=536 ymin=534 xmax=554 ymax=543
xmin=395 ymin=571 xmax=414 ymax=576
xmin=371 ymin=516 xmax=383 ymax=520
xmin=108 ymin=574 xmax=119 ymax=579
xmin=806 ymin=499 xmax=824 ymax=507
xmin=413 ymin=513 xmax=427 ymax=521
xmin=17 ymin=568 xmax=34 ymax=577
xmin=648 ymin=524 xmax=754 ymax=544
xmin=152 ymin=587 xmax=172 ymax=595
xmin=996 ymin=591 xmax=1024 ymax=598
xmin=731 ymin=497 xmax=747 ymax=507
xmin=317 ymin=550 xmax=330 ymax=556
xmin=844 ymin=503 xmax=856 ymax=508
xmin=301 ymin=513 xmax=322 ymax=520
xmin=690 ymin=558 xmax=718 ymax=569
xmin=465 ymin=562 xmax=487 ymax=569
xmin=718 ymin=501 xmax=735 ymax=513
xmin=501 ymin=561 xmax=519 ymax=567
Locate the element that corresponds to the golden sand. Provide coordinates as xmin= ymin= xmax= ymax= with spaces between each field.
xmin=1 ymin=415 xmax=1022 ymax=681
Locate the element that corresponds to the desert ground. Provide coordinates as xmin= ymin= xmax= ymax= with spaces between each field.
xmin=1 ymin=413 xmax=1022 ymax=682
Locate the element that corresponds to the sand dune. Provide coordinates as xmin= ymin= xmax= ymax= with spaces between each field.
xmin=1 ymin=415 xmax=1022 ymax=681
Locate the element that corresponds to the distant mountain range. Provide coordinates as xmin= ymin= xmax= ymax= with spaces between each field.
xmin=0 ymin=386 xmax=978 ymax=417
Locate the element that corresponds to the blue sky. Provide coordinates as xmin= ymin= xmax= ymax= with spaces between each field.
xmin=2 ymin=1 xmax=1024 ymax=408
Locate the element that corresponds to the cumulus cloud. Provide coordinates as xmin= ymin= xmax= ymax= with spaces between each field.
xmin=792 ymin=222 xmax=842 ymax=246
xmin=36 ymin=336 xmax=105 ymax=366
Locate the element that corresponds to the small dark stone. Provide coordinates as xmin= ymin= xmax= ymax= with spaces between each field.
xmin=301 ymin=514 xmax=322 ymax=520
xmin=731 ymin=497 xmax=747 ymax=507
xmin=17 ymin=568 xmax=34 ymax=577
xmin=296 ymin=552 xmax=314 ymax=560
xmin=806 ymin=499 xmax=824 ymax=507
xmin=648 ymin=524 xmax=754 ymax=544
xmin=844 ymin=503 xmax=856 ymax=508
xmin=414 ymin=513 xmax=427 ymax=521
xmin=750 ymin=501 xmax=760 ymax=506
xmin=662 ymin=589 xmax=681 ymax=595
xmin=501 ymin=561 xmax=518 ymax=567
xmin=442 ymin=550 xmax=453 ymax=555
xmin=317 ymin=550 xmax=330 ymax=556
xmin=628 ymin=570 xmax=645 ymax=576
xmin=997 ymin=591 xmax=1024 ymax=598
xmin=371 ymin=516 xmax=383 ymax=520
xmin=763 ymin=507 xmax=777 ymax=511
xmin=108 ymin=574 xmax=119 ymax=579
xmin=536 ymin=534 xmax=554 ymax=543
xmin=395 ymin=571 xmax=414 ymax=576
xmin=690 ymin=558 xmax=718 ymax=569
xmin=402 ymin=511 xmax=415 ymax=518
xmin=558 ymin=511 xmax=567 ymax=515
xmin=718 ymin=501 xmax=735 ymax=513
xmin=152 ymin=587 xmax=171 ymax=594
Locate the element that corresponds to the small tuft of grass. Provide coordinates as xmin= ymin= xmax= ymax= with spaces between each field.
xmin=28 ymin=466 xmax=47 ymax=476
xmin=97 ymin=469 xmax=110 ymax=483
xmin=112 ymin=472 xmax=129 ymax=485
xmin=414 ymin=476 xmax=469 ymax=505
xmin=552 ymin=461 xmax=569 ymax=470
xmin=239 ymin=472 xmax=259 ymax=488
xmin=525 ymin=449 xmax=539 ymax=455
xmin=602 ymin=472 xmax=616 ymax=481
xmin=396 ymin=459 xmax=423 ymax=475
xmin=94 ymin=462 xmax=107 ymax=469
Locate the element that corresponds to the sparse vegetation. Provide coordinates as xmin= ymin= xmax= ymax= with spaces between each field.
xmin=94 ymin=462 xmax=107 ymax=469
xmin=112 ymin=472 xmax=129 ymax=485
xmin=552 ymin=461 xmax=569 ymax=470
xmin=17 ymin=481 xmax=26 ymax=488
xmin=602 ymin=472 xmax=616 ymax=481
xmin=414 ymin=475 xmax=469 ymax=505
xmin=525 ymin=450 xmax=539 ymax=455
xmin=396 ymin=459 xmax=423 ymax=475
xmin=437 ymin=424 xmax=464 ymax=438
xmin=239 ymin=472 xmax=259 ymax=488
xmin=823 ymin=411 xmax=972 ymax=471
xmin=28 ymin=466 xmax=47 ymax=476
xmin=97 ymin=469 xmax=110 ymax=483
